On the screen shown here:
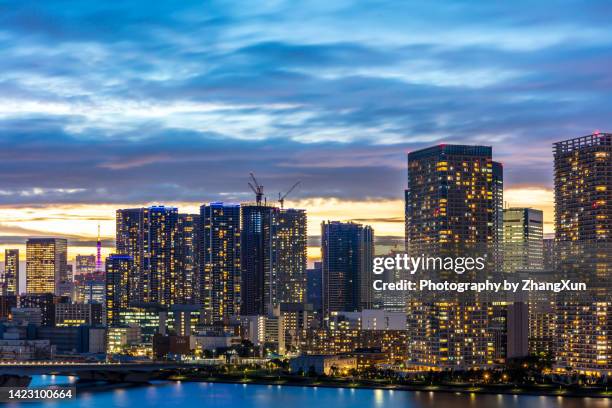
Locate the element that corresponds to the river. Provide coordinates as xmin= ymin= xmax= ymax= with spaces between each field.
xmin=4 ymin=376 xmax=609 ymax=408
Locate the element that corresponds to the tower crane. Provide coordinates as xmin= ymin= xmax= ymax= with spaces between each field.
xmin=278 ymin=181 xmax=301 ymax=209
xmin=248 ymin=172 xmax=264 ymax=205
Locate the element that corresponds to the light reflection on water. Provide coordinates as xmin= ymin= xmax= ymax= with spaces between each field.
xmin=10 ymin=376 xmax=610 ymax=408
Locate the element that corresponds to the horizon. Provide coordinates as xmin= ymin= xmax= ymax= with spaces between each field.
xmin=1 ymin=137 xmax=561 ymax=264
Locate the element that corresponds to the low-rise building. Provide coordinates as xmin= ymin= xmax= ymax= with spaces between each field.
xmin=107 ymin=325 xmax=141 ymax=354
xmin=55 ymin=303 xmax=103 ymax=327
xmin=290 ymin=355 xmax=357 ymax=375
xmin=0 ymin=338 xmax=55 ymax=360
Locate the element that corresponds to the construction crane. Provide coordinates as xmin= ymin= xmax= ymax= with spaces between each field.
xmin=278 ymin=181 xmax=301 ymax=209
xmin=248 ymin=172 xmax=264 ymax=205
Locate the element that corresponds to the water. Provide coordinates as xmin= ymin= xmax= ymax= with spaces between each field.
xmin=6 ymin=376 xmax=610 ymax=408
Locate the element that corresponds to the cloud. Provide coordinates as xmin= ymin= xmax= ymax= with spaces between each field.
xmin=0 ymin=0 xmax=610 ymax=211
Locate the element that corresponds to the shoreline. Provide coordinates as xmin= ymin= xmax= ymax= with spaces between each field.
xmin=169 ymin=374 xmax=612 ymax=399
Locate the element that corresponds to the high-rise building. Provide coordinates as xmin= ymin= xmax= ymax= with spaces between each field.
xmin=149 ymin=206 xmax=178 ymax=305
xmin=241 ymin=203 xmax=275 ymax=316
xmin=405 ymin=144 xmax=506 ymax=370
xmin=116 ymin=207 xmax=150 ymax=304
xmin=26 ymin=238 xmax=68 ymax=295
xmin=75 ymin=255 xmax=96 ymax=276
xmin=554 ymin=133 xmax=610 ymax=243
xmin=105 ymin=254 xmax=134 ymax=327
xmin=273 ymin=208 xmax=307 ymax=305
xmin=406 ymin=145 xmax=497 ymax=257
xmin=116 ymin=206 xmax=180 ymax=306
xmin=241 ymin=204 xmax=308 ymax=316
xmin=200 ymin=202 xmax=241 ymax=324
xmin=74 ymin=271 xmax=105 ymax=305
xmin=492 ymin=162 xmax=504 ymax=271
xmin=553 ymin=132 xmax=611 ymax=374
xmin=321 ymin=221 xmax=374 ymax=316
xmin=176 ymin=213 xmax=200 ymax=304
xmin=3 ymin=249 xmax=19 ymax=296
xmin=502 ymin=208 xmax=544 ymax=273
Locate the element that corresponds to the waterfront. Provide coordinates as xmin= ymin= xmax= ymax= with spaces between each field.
xmin=8 ymin=376 xmax=610 ymax=408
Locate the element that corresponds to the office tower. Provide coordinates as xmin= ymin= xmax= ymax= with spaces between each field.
xmin=118 ymin=305 xmax=167 ymax=344
xmin=74 ymin=273 xmax=105 ymax=305
xmin=75 ymin=255 xmax=96 ymax=275
xmin=492 ymin=162 xmax=504 ymax=271
xmin=241 ymin=203 xmax=275 ymax=316
xmin=502 ymin=208 xmax=544 ymax=272
xmin=176 ymin=213 xmax=200 ymax=304
xmin=273 ymin=208 xmax=307 ymax=304
xmin=26 ymin=238 xmax=68 ymax=295
xmin=306 ymin=261 xmax=323 ymax=313
xmin=116 ymin=206 xmax=179 ymax=306
xmin=553 ymin=133 xmax=611 ymax=374
xmin=321 ymin=221 xmax=374 ymax=316
xmin=405 ymin=144 xmax=504 ymax=370
xmin=3 ymin=249 xmax=19 ymax=296
xmin=106 ymin=254 xmax=134 ymax=327
xmin=200 ymin=202 xmax=241 ymax=324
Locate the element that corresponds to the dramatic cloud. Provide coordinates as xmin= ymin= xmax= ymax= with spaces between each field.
xmin=0 ymin=0 xmax=611 ymax=248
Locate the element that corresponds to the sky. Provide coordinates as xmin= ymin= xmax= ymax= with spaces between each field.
xmin=1 ymin=0 xmax=611 ymax=261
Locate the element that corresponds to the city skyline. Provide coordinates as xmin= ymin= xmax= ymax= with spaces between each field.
xmin=4 ymin=1 xmax=612 ymax=259
xmin=0 ymin=143 xmax=556 ymax=263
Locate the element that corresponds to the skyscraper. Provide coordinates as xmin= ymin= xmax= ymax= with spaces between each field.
xmin=405 ymin=144 xmax=496 ymax=258
xmin=554 ymin=133 xmax=610 ymax=243
xmin=26 ymin=238 xmax=67 ymax=295
xmin=200 ymin=202 xmax=241 ymax=324
xmin=241 ymin=203 xmax=275 ymax=316
xmin=116 ymin=206 xmax=180 ymax=306
xmin=492 ymin=161 xmax=504 ymax=271
xmin=149 ymin=206 xmax=178 ymax=306
xmin=273 ymin=208 xmax=307 ymax=305
xmin=502 ymin=208 xmax=544 ymax=273
xmin=405 ymin=144 xmax=505 ymax=370
xmin=106 ymin=254 xmax=134 ymax=326
xmin=321 ymin=221 xmax=374 ymax=316
xmin=116 ymin=207 xmax=149 ymax=303
xmin=553 ymin=132 xmax=611 ymax=373
xmin=176 ymin=213 xmax=200 ymax=304
xmin=3 ymin=249 xmax=19 ymax=296
xmin=241 ymin=203 xmax=308 ymax=316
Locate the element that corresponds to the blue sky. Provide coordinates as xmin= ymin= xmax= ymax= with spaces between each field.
xmin=0 ymin=0 xmax=611 ymax=249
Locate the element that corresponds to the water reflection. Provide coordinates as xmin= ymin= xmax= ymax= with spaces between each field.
xmin=13 ymin=376 xmax=609 ymax=408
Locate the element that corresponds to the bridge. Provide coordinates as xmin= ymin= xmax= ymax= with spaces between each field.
xmin=0 ymin=361 xmax=209 ymax=386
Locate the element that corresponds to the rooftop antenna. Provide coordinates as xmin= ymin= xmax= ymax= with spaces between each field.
xmin=248 ymin=172 xmax=264 ymax=206
xmin=278 ymin=181 xmax=301 ymax=209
